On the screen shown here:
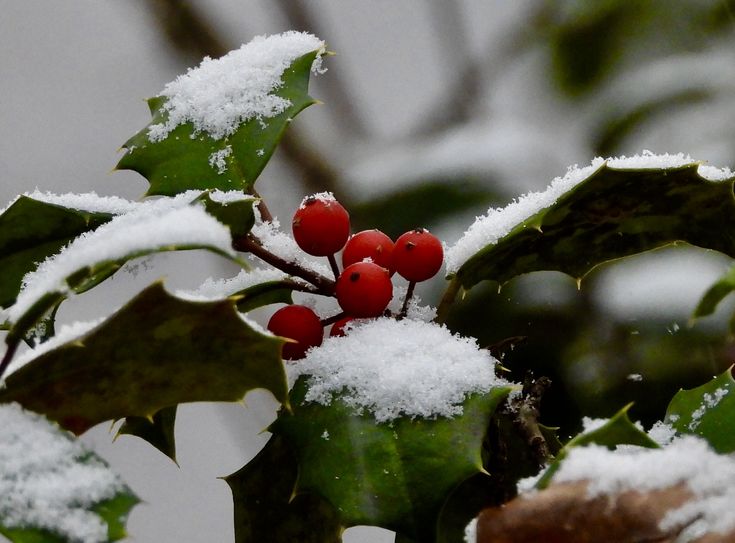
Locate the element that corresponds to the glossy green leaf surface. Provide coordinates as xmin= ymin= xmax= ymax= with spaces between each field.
xmin=536 ymin=404 xmax=658 ymax=489
xmin=0 ymin=282 xmax=288 ymax=434
xmin=454 ymin=163 xmax=735 ymax=290
xmin=232 ymin=280 xmax=296 ymax=313
xmin=272 ymin=379 xmax=512 ymax=541
xmin=196 ymin=193 xmax=257 ymax=238
xmin=693 ymin=265 xmax=735 ymax=329
xmin=117 ymin=406 xmax=178 ymax=463
xmin=117 ymin=52 xmax=320 ymax=196
xmin=225 ymin=434 xmax=342 ymax=543
xmin=0 ymin=196 xmax=113 ymax=308
xmin=666 ymin=368 xmax=735 ymax=453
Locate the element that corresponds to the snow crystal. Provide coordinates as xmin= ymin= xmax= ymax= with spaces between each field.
xmin=298 ymin=191 xmax=336 ymax=208
xmin=147 ymin=31 xmax=325 ymax=142
xmin=0 ymin=403 xmax=127 ymax=543
xmin=207 ymin=189 xmax=254 ymax=204
xmin=8 ymin=202 xmax=234 ymax=323
xmin=208 ymin=146 xmax=232 ymax=174
xmin=2 ymin=319 xmax=102 ymax=380
xmin=176 ymin=268 xmax=288 ymax=301
xmin=388 ymin=284 xmax=437 ymax=322
xmin=288 ymin=318 xmax=509 ymax=422
xmin=445 ymin=152 xmax=734 ymax=274
xmin=549 ymin=437 xmax=735 ymax=539
xmin=627 ymin=373 xmax=643 ymax=382
xmin=464 ymin=518 xmax=477 ymax=543
xmin=648 ymin=420 xmax=677 ymax=447
xmin=688 ymin=387 xmax=729 ymax=431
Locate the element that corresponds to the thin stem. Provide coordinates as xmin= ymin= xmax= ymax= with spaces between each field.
xmin=434 ymin=276 xmax=461 ymax=324
xmin=0 ymin=340 xmax=19 ymax=381
xmin=398 ymin=281 xmax=416 ymax=320
xmin=320 ymin=312 xmax=346 ymax=327
xmin=233 ymin=234 xmax=335 ymax=295
xmin=327 ymin=254 xmax=340 ymax=280
xmin=250 ymin=188 xmax=273 ymax=223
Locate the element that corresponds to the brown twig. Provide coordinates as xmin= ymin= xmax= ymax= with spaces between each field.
xmin=0 ymin=340 xmax=19 ymax=381
xmin=398 ymin=281 xmax=416 ymax=320
xmin=233 ymin=234 xmax=335 ymax=295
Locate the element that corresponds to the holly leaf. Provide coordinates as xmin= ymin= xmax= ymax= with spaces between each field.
xmin=195 ymin=192 xmax=257 ymax=238
xmin=117 ymin=51 xmax=321 ymax=196
xmin=536 ymin=404 xmax=658 ymax=489
xmin=435 ymin=473 xmax=496 ymax=543
xmin=272 ymin=379 xmax=512 ymax=541
xmin=117 ymin=406 xmax=178 ymax=463
xmin=0 ymin=403 xmax=139 ymax=542
xmin=225 ymin=434 xmax=342 ymax=543
xmin=0 ymin=282 xmax=288 ymax=434
xmin=0 ymin=195 xmax=113 ymax=309
xmin=693 ymin=265 xmax=735 ymax=330
xmin=454 ymin=162 xmax=735 ymax=290
xmin=665 ymin=368 xmax=735 ymax=453
xmin=233 ymin=280 xmax=297 ymax=313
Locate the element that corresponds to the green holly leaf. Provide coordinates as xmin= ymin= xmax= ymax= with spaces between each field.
xmin=0 ymin=404 xmax=139 ymax=542
xmin=453 ymin=162 xmax=735 ymax=291
xmin=233 ymin=280 xmax=297 ymax=313
xmin=0 ymin=195 xmax=114 ymax=309
xmin=272 ymin=379 xmax=512 ymax=541
xmin=0 ymin=282 xmax=288 ymax=434
xmin=693 ymin=265 xmax=735 ymax=331
xmin=117 ymin=51 xmax=321 ymax=196
xmin=195 ymin=192 xmax=257 ymax=238
xmin=665 ymin=368 xmax=735 ymax=453
xmin=225 ymin=434 xmax=342 ymax=543
xmin=117 ymin=406 xmax=178 ymax=463
xmin=536 ymin=404 xmax=658 ymax=489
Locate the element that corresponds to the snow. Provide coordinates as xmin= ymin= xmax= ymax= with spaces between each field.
xmin=176 ymin=268 xmax=288 ymax=302
xmin=549 ymin=436 xmax=735 ymax=540
xmin=464 ymin=518 xmax=477 ymax=543
xmin=298 ymin=191 xmax=336 ymax=208
xmin=688 ymin=386 xmax=729 ymax=431
xmin=146 ymin=31 xmax=326 ymax=142
xmin=208 ymin=146 xmax=232 ymax=174
xmin=0 ymin=190 xmax=138 ymax=217
xmin=288 ymin=318 xmax=510 ymax=422
xmin=207 ymin=189 xmax=254 ymax=204
xmin=0 ymin=403 xmax=128 ymax=543
xmin=8 ymin=201 xmax=234 ymax=323
xmin=445 ymin=152 xmax=735 ymax=274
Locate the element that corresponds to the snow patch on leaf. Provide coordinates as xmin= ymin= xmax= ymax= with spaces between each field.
xmin=176 ymin=268 xmax=288 ymax=301
xmin=147 ymin=31 xmax=326 ymax=142
xmin=0 ymin=403 xmax=129 ymax=543
xmin=288 ymin=318 xmax=509 ymax=422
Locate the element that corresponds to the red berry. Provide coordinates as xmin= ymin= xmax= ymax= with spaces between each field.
xmin=342 ymin=229 xmax=395 ymax=274
xmin=267 ymin=305 xmax=323 ymax=360
xmin=292 ymin=194 xmax=350 ymax=256
xmin=394 ymin=228 xmax=444 ymax=282
xmin=329 ymin=316 xmax=355 ymax=337
xmin=336 ymin=262 xmax=393 ymax=318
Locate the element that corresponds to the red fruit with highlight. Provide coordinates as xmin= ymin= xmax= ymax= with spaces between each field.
xmin=336 ymin=262 xmax=393 ymax=318
xmin=394 ymin=228 xmax=444 ymax=282
xmin=342 ymin=229 xmax=395 ymax=274
xmin=267 ymin=304 xmax=323 ymax=360
xmin=292 ymin=194 xmax=350 ymax=256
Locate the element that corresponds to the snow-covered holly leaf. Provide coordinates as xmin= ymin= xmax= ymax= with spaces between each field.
xmin=448 ymin=157 xmax=735 ymax=291
xmin=0 ymin=195 xmax=115 ymax=309
xmin=196 ymin=192 xmax=257 ymax=238
xmin=0 ymin=282 xmax=288 ymax=435
xmin=117 ymin=406 xmax=178 ymax=463
xmin=665 ymin=368 xmax=735 ymax=453
xmin=536 ymin=404 xmax=658 ymax=489
xmin=4 ymin=203 xmax=240 ymax=351
xmin=225 ymin=434 xmax=341 ymax=543
xmin=272 ymin=378 xmax=512 ymax=541
xmin=0 ymin=403 xmax=139 ymax=543
xmin=117 ymin=33 xmax=325 ymax=196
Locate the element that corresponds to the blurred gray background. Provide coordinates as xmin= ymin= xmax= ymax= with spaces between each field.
xmin=3 ymin=1 xmax=735 ymax=541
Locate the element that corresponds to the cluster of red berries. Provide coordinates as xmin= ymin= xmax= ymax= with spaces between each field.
xmin=267 ymin=193 xmax=443 ymax=360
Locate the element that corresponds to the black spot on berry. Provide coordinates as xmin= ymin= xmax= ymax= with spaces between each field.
xmin=350 ymin=272 xmax=361 ymax=282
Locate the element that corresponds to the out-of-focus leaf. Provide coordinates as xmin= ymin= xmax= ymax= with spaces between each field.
xmin=225 ymin=434 xmax=342 ymax=543
xmin=536 ymin=404 xmax=658 ymax=489
xmin=350 ymin=180 xmax=497 ymax=240
xmin=117 ymin=52 xmax=321 ymax=196
xmin=272 ymin=378 xmax=512 ymax=541
xmin=0 ymin=196 xmax=113 ymax=309
xmin=232 ymin=280 xmax=296 ymax=313
xmin=693 ymin=265 xmax=735 ymax=330
xmin=666 ymin=368 xmax=735 ymax=453
xmin=436 ymin=473 xmax=495 ymax=543
xmin=0 ymin=282 xmax=288 ymax=434
xmin=117 ymin=406 xmax=178 ymax=463
xmin=454 ymin=163 xmax=735 ymax=291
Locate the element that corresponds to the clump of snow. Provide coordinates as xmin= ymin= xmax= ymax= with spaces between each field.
xmin=2 ymin=319 xmax=102 ymax=381
xmin=445 ymin=152 xmax=735 ymax=274
xmin=648 ymin=420 xmax=677 ymax=447
xmin=207 ymin=189 xmax=254 ymax=204
xmin=250 ymin=210 xmax=331 ymax=278
xmin=8 ymin=203 xmax=234 ymax=323
xmin=688 ymin=387 xmax=729 ymax=431
xmin=177 ymin=268 xmax=288 ymax=301
xmin=549 ymin=437 xmax=735 ymax=539
xmin=289 ymin=318 xmax=510 ymax=422
xmin=0 ymin=403 xmax=128 ymax=543
xmin=388 ymin=284 xmax=437 ymax=322
xmin=208 ymin=146 xmax=232 ymax=174
xmin=298 ymin=191 xmax=336 ymax=208
xmin=464 ymin=518 xmax=477 ymax=543
xmin=147 ymin=31 xmax=326 ymax=142
xmin=0 ymin=190 xmax=138 ymax=217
